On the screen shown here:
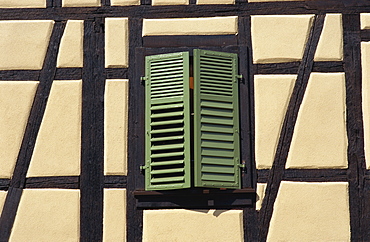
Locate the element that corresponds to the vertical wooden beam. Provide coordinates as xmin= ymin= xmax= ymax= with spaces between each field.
xmin=239 ymin=15 xmax=258 ymax=242
xmin=126 ymin=17 xmax=144 ymax=242
xmin=0 ymin=21 xmax=66 ymax=241
xmin=80 ymin=18 xmax=106 ymax=242
xmin=258 ymin=14 xmax=325 ymax=241
xmin=342 ymin=14 xmax=367 ymax=241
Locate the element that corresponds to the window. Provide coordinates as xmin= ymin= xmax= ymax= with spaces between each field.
xmin=142 ymin=49 xmax=242 ymax=191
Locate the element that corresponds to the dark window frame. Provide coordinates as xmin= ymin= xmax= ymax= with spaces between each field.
xmin=131 ymin=35 xmax=255 ymax=209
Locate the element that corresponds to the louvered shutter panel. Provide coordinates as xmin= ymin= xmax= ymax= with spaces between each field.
xmin=144 ymin=52 xmax=191 ymax=190
xmin=193 ymin=49 xmax=241 ymax=189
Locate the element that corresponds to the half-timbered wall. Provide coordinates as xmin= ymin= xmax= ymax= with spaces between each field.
xmin=0 ymin=0 xmax=369 ymax=241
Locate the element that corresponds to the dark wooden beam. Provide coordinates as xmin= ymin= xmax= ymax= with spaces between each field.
xmin=104 ymin=175 xmax=127 ymax=188
xmin=25 ymin=176 xmax=80 ymax=189
xmin=3 ymin=3 xmax=370 ymax=21
xmin=254 ymin=61 xmax=344 ymax=74
xmin=257 ymin=169 xmax=348 ymax=183
xmin=343 ymin=14 xmax=367 ymax=241
xmin=126 ymin=17 xmax=144 ymax=242
xmin=0 ymin=21 xmax=66 ymax=241
xmin=80 ymin=18 xmax=105 ymax=242
xmin=258 ymin=14 xmax=325 ymax=242
xmin=239 ymin=15 xmax=259 ymax=242
xmin=0 ymin=179 xmax=10 ymax=190
xmin=143 ymin=35 xmax=237 ymax=48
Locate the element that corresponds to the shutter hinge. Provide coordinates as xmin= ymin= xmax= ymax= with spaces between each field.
xmin=237 ymin=163 xmax=245 ymax=168
xmin=140 ymin=76 xmax=146 ymax=86
xmin=236 ymin=74 xmax=243 ymax=83
xmin=140 ymin=164 xmax=149 ymax=172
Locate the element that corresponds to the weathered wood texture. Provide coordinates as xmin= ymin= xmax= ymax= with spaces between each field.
xmin=2 ymin=2 xmax=370 ymax=20
xmin=257 ymin=169 xmax=348 ymax=183
xmin=80 ymin=18 xmax=105 ymax=242
xmin=0 ymin=21 xmax=66 ymax=241
xmin=258 ymin=14 xmax=325 ymax=242
xmin=343 ymin=14 xmax=367 ymax=242
xmin=126 ymin=17 xmax=144 ymax=242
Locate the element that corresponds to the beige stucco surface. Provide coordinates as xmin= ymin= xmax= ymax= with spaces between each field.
xmin=0 ymin=191 xmax=6 ymax=215
xmin=267 ymin=181 xmax=350 ymax=241
xmin=142 ymin=16 xmax=238 ymax=36
xmin=104 ymin=80 xmax=128 ymax=175
xmin=10 ymin=189 xmax=80 ymax=242
xmin=314 ymin=14 xmax=343 ymax=61
xmin=105 ymin=18 xmax=129 ymax=68
xmin=57 ymin=20 xmax=84 ymax=68
xmin=62 ymin=0 xmax=100 ymax=6
xmin=143 ymin=209 xmax=243 ymax=242
xmin=0 ymin=81 xmax=38 ymax=178
xmin=251 ymin=15 xmax=313 ymax=63
xmin=255 ymin=75 xmax=295 ymax=169
xmin=362 ymin=42 xmax=370 ymax=169
xmin=0 ymin=0 xmax=45 ymax=8
xmin=361 ymin=13 xmax=370 ymax=29
xmin=103 ymin=189 xmax=126 ymax=242
xmin=286 ymin=73 xmax=347 ymax=169
xmin=28 ymin=80 xmax=82 ymax=177
xmin=256 ymin=183 xmax=267 ymax=210
xmin=152 ymin=0 xmax=188 ymax=5
xmin=0 ymin=20 xmax=54 ymax=70
xmin=111 ymin=0 xmax=140 ymax=5
xmin=197 ymin=0 xmax=234 ymax=4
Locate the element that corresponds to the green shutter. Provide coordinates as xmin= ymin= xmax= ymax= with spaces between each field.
xmin=144 ymin=52 xmax=191 ymax=190
xmin=193 ymin=49 xmax=241 ymax=189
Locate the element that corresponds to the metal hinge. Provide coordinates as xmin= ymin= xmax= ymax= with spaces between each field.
xmin=140 ymin=76 xmax=146 ymax=86
xmin=140 ymin=164 xmax=149 ymax=172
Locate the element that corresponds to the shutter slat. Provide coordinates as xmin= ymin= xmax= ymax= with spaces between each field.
xmin=145 ymin=51 xmax=191 ymax=190
xmin=151 ymin=135 xmax=183 ymax=142
xmin=150 ymin=151 xmax=184 ymax=159
xmin=151 ymin=168 xmax=185 ymax=175
xmin=193 ymin=49 xmax=240 ymax=189
xmin=151 ymin=127 xmax=184 ymax=134
xmin=151 ymin=160 xmax=184 ymax=166
xmin=150 ymin=111 xmax=184 ymax=118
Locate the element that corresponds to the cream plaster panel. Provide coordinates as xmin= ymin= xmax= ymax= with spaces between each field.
xmin=142 ymin=16 xmax=238 ymax=36
xmin=267 ymin=181 xmax=350 ymax=241
xmin=105 ymin=18 xmax=129 ymax=68
xmin=0 ymin=0 xmax=45 ymax=8
xmin=103 ymin=189 xmax=126 ymax=242
xmin=28 ymin=80 xmax=82 ymax=177
xmin=314 ymin=14 xmax=343 ymax=61
xmin=0 ymin=20 xmax=54 ymax=70
xmin=255 ymin=75 xmax=295 ymax=169
xmin=152 ymin=0 xmax=188 ymax=5
xmin=10 ymin=189 xmax=80 ymax=242
xmin=143 ymin=209 xmax=243 ymax=242
xmin=105 ymin=80 xmax=128 ymax=175
xmin=0 ymin=191 xmax=6 ymax=215
xmin=361 ymin=13 xmax=370 ymax=29
xmin=0 ymin=81 xmax=38 ymax=178
xmin=197 ymin=0 xmax=234 ymax=4
xmin=251 ymin=15 xmax=313 ymax=63
xmin=62 ymin=0 xmax=100 ymax=7
xmin=111 ymin=0 xmax=140 ymax=5
xmin=57 ymin=20 xmax=83 ymax=68
xmin=256 ymin=183 xmax=266 ymax=210
xmin=361 ymin=42 xmax=370 ymax=169
xmin=286 ymin=73 xmax=347 ymax=168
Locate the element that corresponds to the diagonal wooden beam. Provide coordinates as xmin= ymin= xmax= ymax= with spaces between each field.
xmin=258 ymin=14 xmax=325 ymax=242
xmin=0 ymin=20 xmax=66 ymax=241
